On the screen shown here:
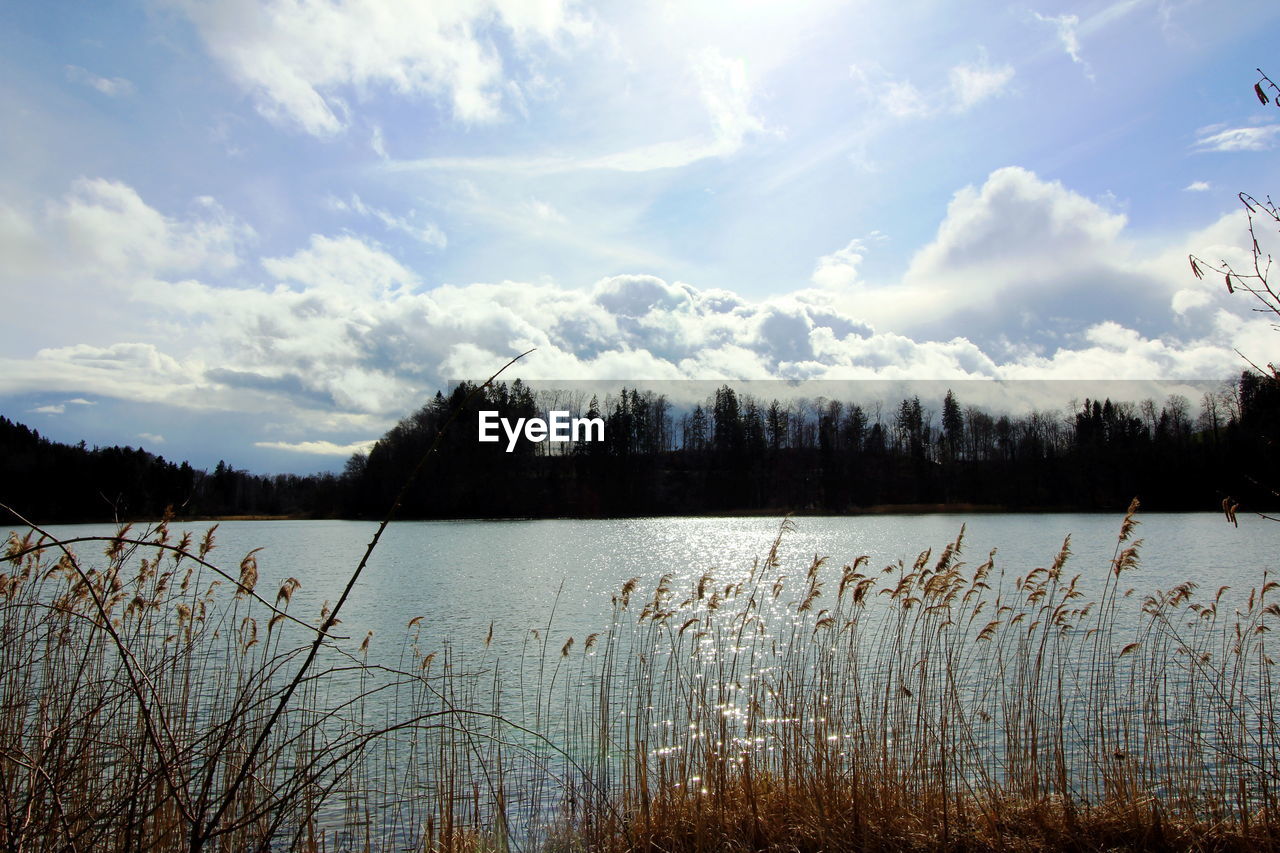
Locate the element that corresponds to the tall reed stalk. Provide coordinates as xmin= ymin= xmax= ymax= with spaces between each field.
xmin=1 ymin=495 xmax=1278 ymax=850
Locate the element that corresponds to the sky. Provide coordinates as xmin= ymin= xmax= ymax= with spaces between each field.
xmin=2 ymin=0 xmax=1279 ymax=474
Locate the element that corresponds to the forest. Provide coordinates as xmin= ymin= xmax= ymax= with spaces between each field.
xmin=2 ymin=372 xmax=1280 ymax=523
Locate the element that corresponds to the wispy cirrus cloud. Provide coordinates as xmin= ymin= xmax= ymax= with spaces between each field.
xmin=1195 ymin=124 xmax=1280 ymax=152
xmin=381 ymin=46 xmax=770 ymax=176
xmin=64 ymin=65 xmax=135 ymax=96
xmin=326 ymin=194 xmax=446 ymax=249
xmin=1033 ymin=12 xmax=1092 ymax=78
xmin=850 ymin=53 xmax=1014 ymax=120
xmin=255 ymin=438 xmax=377 ymax=455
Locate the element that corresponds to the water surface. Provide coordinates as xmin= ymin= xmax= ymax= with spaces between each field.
xmin=33 ymin=511 xmax=1279 ymax=658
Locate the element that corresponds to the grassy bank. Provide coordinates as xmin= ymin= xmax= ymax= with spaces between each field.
xmin=1 ymin=502 xmax=1278 ymax=851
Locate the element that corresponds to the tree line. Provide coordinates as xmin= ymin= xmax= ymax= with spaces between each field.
xmin=3 ymin=373 xmax=1280 ymax=523
xmin=0 ymin=416 xmax=343 ymax=523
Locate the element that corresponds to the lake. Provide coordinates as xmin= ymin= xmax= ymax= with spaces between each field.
xmin=17 ymin=510 xmax=1280 ymax=848
xmin=33 ymin=510 xmax=1279 ymax=653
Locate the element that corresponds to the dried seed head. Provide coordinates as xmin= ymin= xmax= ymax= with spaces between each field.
xmin=236 ymin=548 xmax=262 ymax=598
xmin=199 ymin=525 xmax=218 ymax=559
xmin=240 ymin=616 xmax=258 ymax=650
xmin=276 ymin=577 xmax=301 ymax=606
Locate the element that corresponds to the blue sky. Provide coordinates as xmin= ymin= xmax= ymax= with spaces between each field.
xmin=2 ymin=0 xmax=1279 ymax=474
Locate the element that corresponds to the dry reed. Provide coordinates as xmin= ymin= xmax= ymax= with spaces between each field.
xmin=1 ymin=499 xmax=1277 ymax=851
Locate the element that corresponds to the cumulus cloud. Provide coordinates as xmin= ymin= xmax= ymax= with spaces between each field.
xmin=0 ymin=178 xmax=250 ymax=286
xmin=1001 ymin=321 xmax=1241 ymax=380
xmin=1 ymin=343 xmax=202 ymax=403
xmin=796 ymin=165 xmax=1267 ymax=364
xmin=819 ymin=166 xmax=1133 ymax=341
xmin=811 ymin=239 xmax=867 ymax=289
xmin=1172 ymin=287 xmax=1213 ymax=314
xmin=910 ymin=166 xmax=1126 ymax=275
xmin=169 ymin=0 xmax=591 ymax=135
xmin=1184 ymin=181 xmax=1211 ymax=192
xmin=0 ymin=173 xmax=1263 ymax=449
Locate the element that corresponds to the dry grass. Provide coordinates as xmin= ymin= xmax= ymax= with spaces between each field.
xmin=540 ymin=501 xmax=1280 ymax=851
xmin=1 ymin=500 xmax=1278 ymax=851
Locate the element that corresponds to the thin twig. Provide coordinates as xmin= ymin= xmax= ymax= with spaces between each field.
xmin=196 ymin=349 xmax=534 ymax=849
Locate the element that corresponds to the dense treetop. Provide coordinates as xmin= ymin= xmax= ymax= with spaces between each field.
xmin=3 ymin=373 xmax=1279 ymax=524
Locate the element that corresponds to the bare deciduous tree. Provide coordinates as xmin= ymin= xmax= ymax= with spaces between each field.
xmin=1189 ymin=69 xmax=1280 ymax=376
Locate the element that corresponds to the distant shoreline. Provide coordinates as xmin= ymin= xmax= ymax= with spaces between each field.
xmin=128 ymin=501 xmax=1217 ymax=525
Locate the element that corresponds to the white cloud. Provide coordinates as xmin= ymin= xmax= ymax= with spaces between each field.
xmin=0 ymin=173 xmax=1263 ymax=437
xmin=882 ymin=80 xmax=930 ymax=119
xmin=138 ymin=432 xmax=166 ymax=444
xmin=1001 ymin=320 xmax=1241 ymax=380
xmin=692 ymin=47 xmax=769 ymax=153
xmin=801 ymin=166 xmax=1256 ymax=354
xmin=408 ymin=138 xmax=731 ymax=174
xmin=811 ymin=239 xmax=867 ymax=289
xmin=22 ymin=397 xmax=98 ymax=416
xmin=1034 ymin=12 xmax=1092 ymax=78
xmin=64 ymin=65 xmax=135 ymax=97
xmin=261 ymin=233 xmax=419 ymax=297
xmin=327 ymin=194 xmax=446 ymax=249
xmin=948 ymin=60 xmax=1016 ymax=110
xmin=527 ymin=198 xmax=567 ymax=224
xmin=1172 ymin=287 xmax=1213 ymax=314
xmin=170 ymin=0 xmax=591 ymax=136
xmin=384 ymin=47 xmax=771 ymax=176
xmin=851 ymin=54 xmax=1014 ymax=119
xmin=28 ymin=178 xmax=251 ymax=277
xmin=850 ymin=64 xmax=926 ymax=118
xmin=0 ymin=181 xmax=255 ymax=354
xmin=1184 ymin=181 xmax=1211 ymax=192
xmin=910 ymin=166 xmax=1126 ymax=274
xmin=255 ymin=438 xmax=376 ymax=455
xmin=1 ymin=343 xmax=202 ymax=403
xmin=1195 ymin=124 xmax=1280 ymax=152
xmin=370 ymin=124 xmax=388 ymax=159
